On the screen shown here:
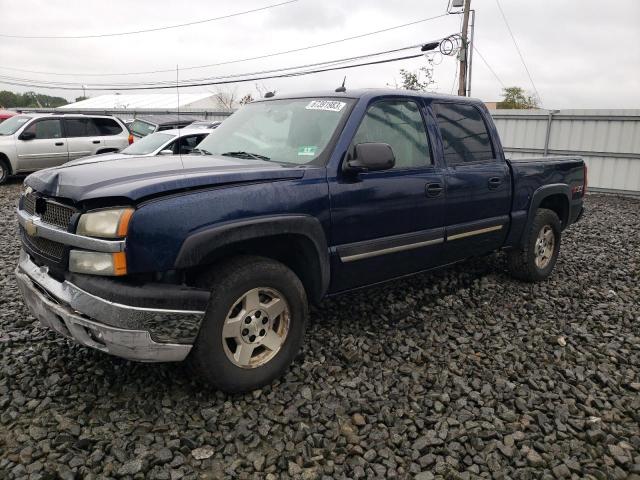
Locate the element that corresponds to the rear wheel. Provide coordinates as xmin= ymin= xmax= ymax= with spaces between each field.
xmin=188 ymin=256 xmax=308 ymax=393
xmin=507 ymin=208 xmax=561 ymax=282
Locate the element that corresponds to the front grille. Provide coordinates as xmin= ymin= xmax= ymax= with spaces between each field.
xmin=23 ymin=192 xmax=76 ymax=229
xmin=41 ymin=201 xmax=75 ymax=229
xmin=20 ymin=227 xmax=66 ymax=261
xmin=23 ymin=192 xmax=36 ymax=215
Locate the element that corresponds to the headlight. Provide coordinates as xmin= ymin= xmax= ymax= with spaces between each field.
xmin=69 ymin=250 xmax=127 ymax=276
xmin=76 ymin=208 xmax=134 ymax=238
xmin=24 ymin=186 xmax=33 ymax=196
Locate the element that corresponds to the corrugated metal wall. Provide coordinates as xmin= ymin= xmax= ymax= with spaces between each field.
xmin=491 ymin=109 xmax=640 ymax=194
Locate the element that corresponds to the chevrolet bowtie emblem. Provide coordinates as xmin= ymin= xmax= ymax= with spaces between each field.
xmin=25 ymin=219 xmax=37 ymax=237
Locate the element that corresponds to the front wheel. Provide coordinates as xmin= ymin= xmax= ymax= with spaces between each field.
xmin=0 ymin=161 xmax=9 ymax=185
xmin=188 ymin=256 xmax=308 ymax=393
xmin=507 ymin=208 xmax=561 ymax=282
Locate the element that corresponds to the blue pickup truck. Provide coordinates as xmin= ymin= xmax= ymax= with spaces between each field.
xmin=15 ymin=89 xmax=586 ymax=392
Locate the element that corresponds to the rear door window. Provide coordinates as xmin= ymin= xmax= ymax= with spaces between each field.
xmin=433 ymin=103 xmax=495 ymax=165
xmin=64 ymin=118 xmax=100 ymax=137
xmin=93 ymin=118 xmax=123 ymax=136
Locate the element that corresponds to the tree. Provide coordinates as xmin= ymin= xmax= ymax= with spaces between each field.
xmin=497 ymin=86 xmax=539 ymax=109
xmin=239 ymin=93 xmax=254 ymax=105
xmin=400 ymin=67 xmax=434 ymax=91
xmin=213 ymin=88 xmax=238 ymax=110
xmin=75 ymin=96 xmax=89 ymax=103
xmin=389 ymin=56 xmax=437 ymax=92
xmin=0 ymin=90 xmax=68 ymax=108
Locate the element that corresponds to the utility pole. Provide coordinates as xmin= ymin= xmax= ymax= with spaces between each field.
xmin=457 ymin=0 xmax=471 ymax=96
xmin=466 ymin=9 xmax=475 ymax=96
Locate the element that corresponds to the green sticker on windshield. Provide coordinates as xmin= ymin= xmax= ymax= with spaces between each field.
xmin=298 ymin=146 xmax=317 ymax=156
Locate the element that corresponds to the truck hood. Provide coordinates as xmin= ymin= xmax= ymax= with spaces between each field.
xmin=25 ymin=154 xmax=306 ymax=203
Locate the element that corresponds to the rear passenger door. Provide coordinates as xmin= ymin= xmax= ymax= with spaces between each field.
xmin=64 ymin=118 xmax=102 ymax=160
xmin=15 ymin=118 xmax=68 ymax=170
xmin=431 ymin=102 xmax=511 ymax=261
xmin=93 ymin=117 xmax=127 ymax=151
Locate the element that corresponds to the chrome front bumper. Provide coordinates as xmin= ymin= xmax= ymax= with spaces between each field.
xmin=15 ymin=250 xmax=203 ymax=362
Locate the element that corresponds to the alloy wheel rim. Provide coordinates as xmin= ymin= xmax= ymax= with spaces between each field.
xmin=222 ymin=287 xmax=290 ymax=369
xmin=534 ymin=225 xmax=555 ymax=269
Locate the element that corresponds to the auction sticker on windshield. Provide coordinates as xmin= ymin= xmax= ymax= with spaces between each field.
xmin=305 ymin=100 xmax=346 ymax=112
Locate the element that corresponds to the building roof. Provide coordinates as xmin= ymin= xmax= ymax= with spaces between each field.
xmin=59 ymin=93 xmax=216 ymax=110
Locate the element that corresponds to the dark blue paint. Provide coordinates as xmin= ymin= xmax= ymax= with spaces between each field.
xmin=24 ymin=89 xmax=585 ymax=296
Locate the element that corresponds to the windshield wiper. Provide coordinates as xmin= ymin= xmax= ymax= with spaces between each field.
xmin=220 ymin=151 xmax=270 ymax=161
xmin=192 ymin=147 xmax=213 ymax=155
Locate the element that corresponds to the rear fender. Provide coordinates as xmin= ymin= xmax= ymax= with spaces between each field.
xmin=516 ymin=183 xmax=570 ymax=246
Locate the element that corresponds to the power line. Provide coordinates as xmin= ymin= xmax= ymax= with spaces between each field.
xmin=0 ymin=43 xmax=425 ymax=89
xmin=0 ymin=0 xmax=298 ymax=39
xmin=0 ymin=13 xmax=450 ymax=77
xmin=0 ymin=43 xmax=442 ymax=92
xmin=472 ymin=45 xmax=506 ymax=89
xmin=494 ymin=0 xmax=542 ymax=104
xmin=0 ymin=53 xmax=426 ymax=91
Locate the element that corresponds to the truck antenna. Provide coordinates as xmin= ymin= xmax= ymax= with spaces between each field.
xmin=335 ymin=77 xmax=347 ymax=93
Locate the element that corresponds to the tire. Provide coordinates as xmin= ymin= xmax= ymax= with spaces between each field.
xmin=188 ymin=255 xmax=308 ymax=393
xmin=0 ymin=160 xmax=9 ymax=185
xmin=507 ymin=208 xmax=561 ymax=282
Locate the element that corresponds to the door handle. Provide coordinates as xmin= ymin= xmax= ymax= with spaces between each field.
xmin=425 ymin=182 xmax=444 ymax=197
xmin=488 ymin=177 xmax=502 ymax=189
xmin=92 ymin=140 xmax=100 ymax=144
xmin=54 ymin=142 xmax=64 ymax=146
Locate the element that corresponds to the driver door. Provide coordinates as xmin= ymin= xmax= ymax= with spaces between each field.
xmin=16 ymin=118 xmax=68 ymax=170
xmin=328 ymin=98 xmax=446 ymax=292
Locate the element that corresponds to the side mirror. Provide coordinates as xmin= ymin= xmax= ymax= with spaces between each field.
xmin=19 ymin=131 xmax=35 ymax=141
xmin=158 ymin=149 xmax=174 ymax=156
xmin=343 ymin=142 xmax=395 ymax=174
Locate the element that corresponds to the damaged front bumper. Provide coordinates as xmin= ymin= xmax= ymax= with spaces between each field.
xmin=15 ymin=250 xmax=206 ymax=362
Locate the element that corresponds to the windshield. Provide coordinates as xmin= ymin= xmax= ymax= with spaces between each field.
xmin=195 ymin=98 xmax=353 ymax=165
xmin=121 ymin=132 xmax=174 ymax=155
xmin=130 ymin=119 xmax=157 ymax=137
xmin=0 ymin=115 xmax=32 ymax=135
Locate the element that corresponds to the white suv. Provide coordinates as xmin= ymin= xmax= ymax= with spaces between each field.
xmin=0 ymin=113 xmax=129 ymax=184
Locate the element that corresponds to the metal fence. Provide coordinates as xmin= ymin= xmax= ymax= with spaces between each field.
xmin=490 ymin=109 xmax=640 ymax=195
xmin=16 ymin=107 xmax=233 ymax=122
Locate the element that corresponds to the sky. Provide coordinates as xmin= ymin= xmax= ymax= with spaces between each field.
xmin=1 ymin=0 xmax=639 ymax=109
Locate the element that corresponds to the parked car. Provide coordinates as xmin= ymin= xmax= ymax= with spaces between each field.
xmin=15 ymin=89 xmax=586 ymax=393
xmin=0 ymin=110 xmax=16 ymax=123
xmin=128 ymin=115 xmax=198 ymax=141
xmin=0 ymin=113 xmax=128 ymax=183
xmin=189 ymin=120 xmax=222 ymax=129
xmin=65 ymin=127 xmax=213 ymax=165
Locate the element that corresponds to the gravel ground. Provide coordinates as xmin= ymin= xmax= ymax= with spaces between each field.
xmin=0 ymin=178 xmax=639 ymax=480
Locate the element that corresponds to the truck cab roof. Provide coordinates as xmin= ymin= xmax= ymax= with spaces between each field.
xmin=254 ymin=88 xmax=485 ymax=105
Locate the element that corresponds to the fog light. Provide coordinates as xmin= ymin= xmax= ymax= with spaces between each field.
xmin=69 ymin=250 xmax=127 ymax=276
